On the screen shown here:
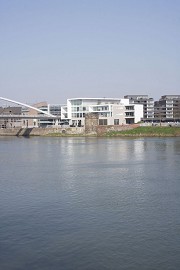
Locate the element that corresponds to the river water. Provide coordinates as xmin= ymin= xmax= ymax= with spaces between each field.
xmin=0 ymin=137 xmax=180 ymax=270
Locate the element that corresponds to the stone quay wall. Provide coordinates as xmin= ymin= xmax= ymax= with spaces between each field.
xmin=0 ymin=124 xmax=139 ymax=137
xmin=0 ymin=127 xmax=85 ymax=136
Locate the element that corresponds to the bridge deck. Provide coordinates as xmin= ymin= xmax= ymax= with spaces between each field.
xmin=0 ymin=115 xmax=60 ymax=119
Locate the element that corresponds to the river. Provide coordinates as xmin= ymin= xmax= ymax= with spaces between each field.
xmin=0 ymin=137 xmax=180 ymax=270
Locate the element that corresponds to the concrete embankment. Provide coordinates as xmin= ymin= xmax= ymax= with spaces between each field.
xmin=0 ymin=124 xmax=139 ymax=137
xmin=0 ymin=127 xmax=85 ymax=136
xmin=1 ymin=125 xmax=180 ymax=137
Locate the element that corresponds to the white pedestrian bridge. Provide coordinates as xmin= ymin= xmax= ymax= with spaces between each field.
xmin=0 ymin=97 xmax=59 ymax=119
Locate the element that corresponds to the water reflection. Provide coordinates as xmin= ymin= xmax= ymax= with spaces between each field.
xmin=0 ymin=137 xmax=180 ymax=270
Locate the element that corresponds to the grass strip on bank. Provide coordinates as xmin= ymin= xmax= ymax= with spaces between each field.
xmin=44 ymin=133 xmax=84 ymax=137
xmin=106 ymin=126 xmax=180 ymax=137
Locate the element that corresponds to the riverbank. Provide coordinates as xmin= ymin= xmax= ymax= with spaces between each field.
xmin=0 ymin=125 xmax=137 ymax=137
xmin=105 ymin=126 xmax=180 ymax=137
xmin=1 ymin=126 xmax=180 ymax=137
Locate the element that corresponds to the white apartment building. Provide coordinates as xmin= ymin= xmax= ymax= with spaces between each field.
xmin=61 ymin=98 xmax=143 ymax=126
xmin=124 ymin=95 xmax=154 ymax=119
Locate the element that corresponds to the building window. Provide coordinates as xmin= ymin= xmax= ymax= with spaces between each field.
xmin=114 ymin=119 xmax=119 ymax=125
xmin=72 ymin=107 xmax=77 ymax=112
xmin=126 ymin=112 xmax=134 ymax=116
xmin=99 ymin=119 xmax=107 ymax=125
xmin=71 ymin=100 xmax=82 ymax=105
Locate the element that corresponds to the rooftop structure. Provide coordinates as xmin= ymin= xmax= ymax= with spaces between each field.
xmin=160 ymin=95 xmax=180 ymax=100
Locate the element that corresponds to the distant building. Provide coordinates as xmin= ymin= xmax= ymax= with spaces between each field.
xmin=36 ymin=103 xmax=62 ymax=127
xmin=154 ymin=95 xmax=180 ymax=121
xmin=0 ymin=106 xmax=22 ymax=128
xmin=25 ymin=102 xmax=65 ymax=127
xmin=23 ymin=101 xmax=48 ymax=127
xmin=124 ymin=95 xmax=154 ymax=120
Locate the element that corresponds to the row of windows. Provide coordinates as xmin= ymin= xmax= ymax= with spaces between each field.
xmin=71 ymin=112 xmax=112 ymax=118
xmin=99 ymin=119 xmax=107 ymax=125
xmin=71 ymin=106 xmax=110 ymax=112
xmin=99 ymin=119 xmax=120 ymax=125
xmin=72 ymin=113 xmax=86 ymax=118
xmin=126 ymin=112 xmax=134 ymax=116
xmin=126 ymin=106 xmax=134 ymax=110
xmin=72 ymin=107 xmax=88 ymax=112
xmin=71 ymin=100 xmax=82 ymax=105
xmin=99 ymin=112 xmax=111 ymax=117
xmin=93 ymin=106 xmax=109 ymax=111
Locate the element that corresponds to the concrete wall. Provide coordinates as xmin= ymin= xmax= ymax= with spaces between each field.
xmin=0 ymin=127 xmax=84 ymax=136
xmin=134 ymin=104 xmax=143 ymax=123
xmin=111 ymin=105 xmax=126 ymax=125
xmin=0 ymin=124 xmax=139 ymax=137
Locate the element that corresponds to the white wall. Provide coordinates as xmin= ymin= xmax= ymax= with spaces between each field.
xmin=134 ymin=104 xmax=143 ymax=123
xmin=120 ymin=98 xmax=130 ymax=105
xmin=112 ymin=105 xmax=126 ymax=125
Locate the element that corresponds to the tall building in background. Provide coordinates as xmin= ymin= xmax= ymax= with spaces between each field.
xmin=154 ymin=95 xmax=180 ymax=121
xmin=124 ymin=95 xmax=154 ymax=120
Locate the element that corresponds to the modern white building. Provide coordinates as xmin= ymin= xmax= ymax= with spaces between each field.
xmin=61 ymin=98 xmax=143 ymax=126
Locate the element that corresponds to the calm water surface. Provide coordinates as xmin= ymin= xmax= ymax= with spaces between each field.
xmin=0 ymin=137 xmax=180 ymax=270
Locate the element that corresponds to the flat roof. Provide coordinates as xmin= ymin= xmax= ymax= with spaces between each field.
xmin=67 ymin=97 xmax=125 ymax=101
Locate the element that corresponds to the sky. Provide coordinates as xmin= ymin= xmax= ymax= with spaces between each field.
xmin=0 ymin=0 xmax=180 ymax=104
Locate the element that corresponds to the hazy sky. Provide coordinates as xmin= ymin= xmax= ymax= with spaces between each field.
xmin=0 ymin=0 xmax=180 ymax=104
